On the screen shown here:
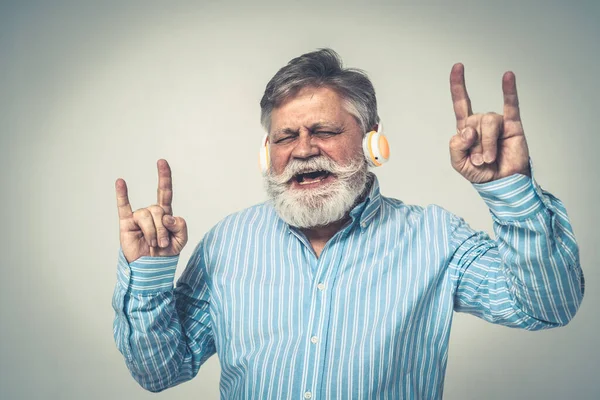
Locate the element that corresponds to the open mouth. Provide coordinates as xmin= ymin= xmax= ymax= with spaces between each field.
xmin=294 ymin=170 xmax=331 ymax=186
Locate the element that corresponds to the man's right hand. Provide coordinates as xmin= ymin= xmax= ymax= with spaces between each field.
xmin=115 ymin=159 xmax=188 ymax=263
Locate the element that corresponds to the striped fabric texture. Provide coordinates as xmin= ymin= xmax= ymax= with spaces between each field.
xmin=113 ymin=172 xmax=584 ymax=399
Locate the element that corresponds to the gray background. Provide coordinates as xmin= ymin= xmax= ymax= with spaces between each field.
xmin=1 ymin=0 xmax=598 ymax=399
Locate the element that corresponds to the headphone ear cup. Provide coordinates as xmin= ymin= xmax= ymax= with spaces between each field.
xmin=259 ymin=134 xmax=270 ymax=174
xmin=363 ymin=130 xmax=390 ymax=167
xmin=374 ymin=133 xmax=390 ymax=164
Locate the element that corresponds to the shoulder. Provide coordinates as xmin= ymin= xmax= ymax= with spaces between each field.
xmin=379 ymin=194 xmax=464 ymax=232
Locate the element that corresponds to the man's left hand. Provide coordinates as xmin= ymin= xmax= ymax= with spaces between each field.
xmin=449 ymin=63 xmax=531 ymax=184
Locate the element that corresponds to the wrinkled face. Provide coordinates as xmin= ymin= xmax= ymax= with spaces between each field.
xmin=264 ymin=86 xmax=370 ymax=228
xmin=269 ymin=86 xmax=364 ymax=183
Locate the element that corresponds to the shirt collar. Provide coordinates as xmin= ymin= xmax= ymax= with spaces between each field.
xmin=349 ymin=173 xmax=382 ymax=230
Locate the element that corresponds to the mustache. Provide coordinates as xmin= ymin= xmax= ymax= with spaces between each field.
xmin=267 ymin=156 xmax=365 ymax=185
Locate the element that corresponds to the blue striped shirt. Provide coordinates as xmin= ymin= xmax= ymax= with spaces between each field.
xmin=112 ymin=171 xmax=584 ymax=399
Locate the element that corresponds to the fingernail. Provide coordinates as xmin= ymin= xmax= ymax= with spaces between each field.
xmin=151 ymin=239 xmax=157 ymax=248
xmin=483 ymin=152 xmax=494 ymax=163
xmin=160 ymin=238 xmax=169 ymax=248
xmin=166 ymin=216 xmax=175 ymax=224
xmin=471 ymin=154 xmax=483 ymax=166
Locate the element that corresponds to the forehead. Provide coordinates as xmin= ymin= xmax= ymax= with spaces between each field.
xmin=270 ymin=86 xmax=354 ymax=133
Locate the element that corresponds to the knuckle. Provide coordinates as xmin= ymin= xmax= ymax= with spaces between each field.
xmin=462 ymin=125 xmax=475 ymax=135
xmin=482 ymin=113 xmax=496 ymax=125
xmin=465 ymin=115 xmax=478 ymax=125
xmin=148 ymin=204 xmax=165 ymax=216
xmin=134 ymin=208 xmax=151 ymax=219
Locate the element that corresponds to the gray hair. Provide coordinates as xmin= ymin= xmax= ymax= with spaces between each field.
xmin=259 ymin=48 xmax=379 ymax=134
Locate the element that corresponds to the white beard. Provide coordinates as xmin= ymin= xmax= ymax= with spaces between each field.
xmin=264 ymin=154 xmax=371 ymax=228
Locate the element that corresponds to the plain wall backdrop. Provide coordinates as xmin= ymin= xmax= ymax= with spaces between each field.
xmin=1 ymin=1 xmax=598 ymax=399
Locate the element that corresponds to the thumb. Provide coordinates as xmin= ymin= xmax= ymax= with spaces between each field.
xmin=162 ymin=215 xmax=187 ymax=239
xmin=449 ymin=126 xmax=477 ymax=166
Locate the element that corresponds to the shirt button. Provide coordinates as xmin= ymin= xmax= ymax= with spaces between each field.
xmin=310 ymin=336 xmax=319 ymax=344
xmin=124 ymin=268 xmax=130 ymax=277
xmin=304 ymin=392 xmax=312 ymax=399
xmin=317 ymin=283 xmax=326 ymax=291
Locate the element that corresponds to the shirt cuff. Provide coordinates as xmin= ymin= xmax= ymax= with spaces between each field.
xmin=116 ymin=248 xmax=179 ymax=294
xmin=472 ymin=159 xmax=548 ymax=222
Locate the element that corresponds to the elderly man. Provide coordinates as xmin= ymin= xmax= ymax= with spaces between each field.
xmin=113 ymin=49 xmax=584 ymax=399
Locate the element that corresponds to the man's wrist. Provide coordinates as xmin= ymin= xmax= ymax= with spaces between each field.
xmin=117 ymin=248 xmax=179 ymax=294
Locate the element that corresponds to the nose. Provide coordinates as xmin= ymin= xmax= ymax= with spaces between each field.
xmin=291 ymin=133 xmax=320 ymax=159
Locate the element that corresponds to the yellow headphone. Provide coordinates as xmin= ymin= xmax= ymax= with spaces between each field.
xmin=259 ymin=122 xmax=390 ymax=174
xmin=362 ymin=122 xmax=390 ymax=167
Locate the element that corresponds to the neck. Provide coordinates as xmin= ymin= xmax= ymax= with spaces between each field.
xmin=299 ymin=173 xmax=374 ymax=257
xmin=300 ymin=218 xmax=349 ymax=258
xmin=301 ymin=218 xmax=349 ymax=243
xmin=293 ymin=173 xmax=375 ymax=257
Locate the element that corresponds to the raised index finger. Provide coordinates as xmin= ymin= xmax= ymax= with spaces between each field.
xmin=115 ymin=178 xmax=133 ymax=220
xmin=157 ymin=159 xmax=173 ymax=215
xmin=502 ymin=71 xmax=521 ymax=122
xmin=450 ymin=63 xmax=473 ymax=131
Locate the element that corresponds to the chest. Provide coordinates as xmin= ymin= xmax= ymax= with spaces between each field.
xmin=207 ymin=233 xmax=455 ymax=366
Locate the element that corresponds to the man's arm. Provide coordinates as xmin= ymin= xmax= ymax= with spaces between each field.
xmin=443 ymin=64 xmax=583 ymax=327
xmin=113 ymin=159 xmax=215 ymax=391
xmin=448 ymin=170 xmax=584 ymax=328
xmin=112 ymin=240 xmax=216 ymax=392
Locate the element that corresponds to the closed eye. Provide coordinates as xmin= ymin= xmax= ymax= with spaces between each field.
xmin=314 ymin=130 xmax=341 ymax=137
xmin=274 ymin=135 xmax=296 ymax=144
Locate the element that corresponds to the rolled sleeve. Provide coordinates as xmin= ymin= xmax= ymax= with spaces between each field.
xmin=472 ymin=173 xmax=545 ymax=223
xmin=116 ymin=248 xmax=180 ymax=294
